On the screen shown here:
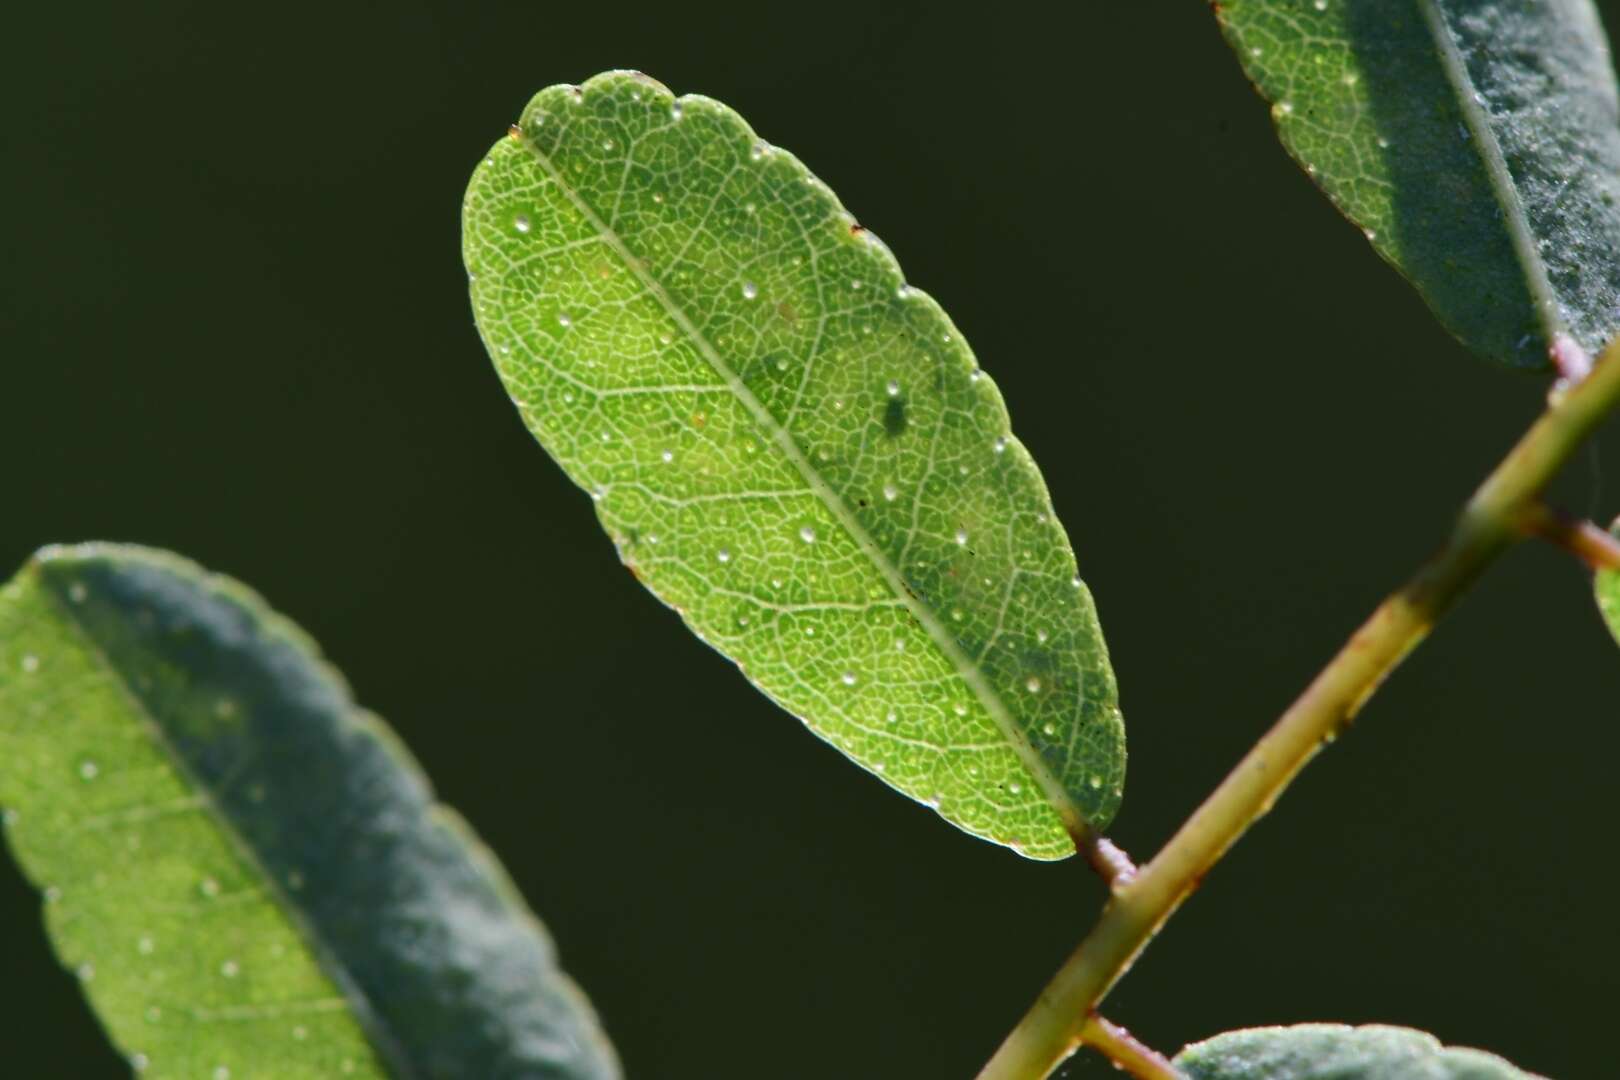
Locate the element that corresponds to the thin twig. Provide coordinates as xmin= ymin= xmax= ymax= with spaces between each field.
xmin=976 ymin=341 xmax=1620 ymax=1080
xmin=1075 ymin=827 xmax=1138 ymax=888
xmin=1080 ymin=1014 xmax=1186 ymax=1080
xmin=1516 ymin=501 xmax=1620 ymax=571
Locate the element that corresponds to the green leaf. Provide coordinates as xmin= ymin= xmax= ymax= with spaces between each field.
xmin=1215 ymin=0 xmax=1620 ymax=371
xmin=1175 ymin=1024 xmax=1543 ymax=1079
xmin=0 ymin=544 xmax=619 ymax=1080
xmin=461 ymin=71 xmax=1125 ymax=859
xmin=1594 ymin=532 xmax=1620 ymax=641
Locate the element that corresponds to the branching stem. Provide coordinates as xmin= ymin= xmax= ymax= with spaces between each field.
xmin=1080 ymin=1014 xmax=1185 ymax=1080
xmin=977 ymin=342 xmax=1620 ymax=1080
xmin=1516 ymin=501 xmax=1620 ymax=570
xmin=1076 ymin=827 xmax=1138 ymax=887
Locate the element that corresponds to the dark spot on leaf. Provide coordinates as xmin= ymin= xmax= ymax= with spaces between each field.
xmin=883 ymin=397 xmax=907 ymax=437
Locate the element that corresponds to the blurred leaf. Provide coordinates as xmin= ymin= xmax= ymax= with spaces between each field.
xmin=1594 ymin=531 xmax=1620 ymax=642
xmin=462 ymin=71 xmax=1125 ymax=859
xmin=0 ymin=544 xmax=619 ymax=1080
xmin=1175 ymin=1023 xmax=1542 ymax=1079
xmin=1216 ymin=0 xmax=1620 ymax=370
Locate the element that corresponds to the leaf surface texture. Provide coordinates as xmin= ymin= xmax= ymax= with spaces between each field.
xmin=1217 ymin=0 xmax=1620 ymax=369
xmin=462 ymin=72 xmax=1126 ymax=857
xmin=1176 ymin=1023 xmax=1542 ymax=1079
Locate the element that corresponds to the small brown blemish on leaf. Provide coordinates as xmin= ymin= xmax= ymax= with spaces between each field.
xmin=775 ymin=300 xmax=798 ymax=325
xmin=849 ymin=223 xmax=865 ymax=238
xmin=692 ymin=411 xmax=707 ymax=428
xmin=507 ymin=124 xmax=523 ymax=140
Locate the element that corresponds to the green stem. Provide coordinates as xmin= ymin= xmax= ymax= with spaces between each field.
xmin=1075 ymin=827 xmax=1138 ymax=886
xmin=1516 ymin=501 xmax=1620 ymax=571
xmin=1080 ymin=1014 xmax=1186 ymax=1080
xmin=977 ymin=344 xmax=1620 ymax=1080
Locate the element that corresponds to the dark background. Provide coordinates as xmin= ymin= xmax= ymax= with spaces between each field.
xmin=5 ymin=3 xmax=1618 ymax=1077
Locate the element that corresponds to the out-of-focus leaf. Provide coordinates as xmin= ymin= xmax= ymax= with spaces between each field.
xmin=0 ymin=543 xmax=619 ymax=1079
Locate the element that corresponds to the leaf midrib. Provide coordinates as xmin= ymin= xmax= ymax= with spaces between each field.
xmin=1420 ymin=0 xmax=1567 ymax=346
xmin=36 ymin=560 xmax=413 ymax=1080
xmin=513 ymin=123 xmax=1088 ymax=842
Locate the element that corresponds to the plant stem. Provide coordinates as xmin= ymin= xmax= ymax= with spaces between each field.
xmin=1076 ymin=827 xmax=1138 ymax=886
xmin=977 ymin=343 xmax=1620 ymax=1080
xmin=1080 ymin=1014 xmax=1186 ymax=1079
xmin=1516 ymin=501 xmax=1620 ymax=570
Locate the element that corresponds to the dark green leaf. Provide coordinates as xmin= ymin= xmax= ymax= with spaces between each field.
xmin=1175 ymin=1023 xmax=1542 ymax=1079
xmin=1217 ymin=0 xmax=1620 ymax=370
xmin=0 ymin=544 xmax=619 ymax=1079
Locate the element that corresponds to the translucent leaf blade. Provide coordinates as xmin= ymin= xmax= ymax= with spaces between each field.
xmin=462 ymin=71 xmax=1125 ymax=859
xmin=1216 ymin=0 xmax=1620 ymax=370
xmin=1175 ymin=1024 xmax=1542 ymax=1079
xmin=0 ymin=544 xmax=619 ymax=1080
xmin=1593 ymin=535 xmax=1620 ymax=645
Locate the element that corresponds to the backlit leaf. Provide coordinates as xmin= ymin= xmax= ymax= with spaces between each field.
xmin=462 ymin=71 xmax=1126 ymax=859
xmin=1593 ymin=532 xmax=1620 ymax=645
